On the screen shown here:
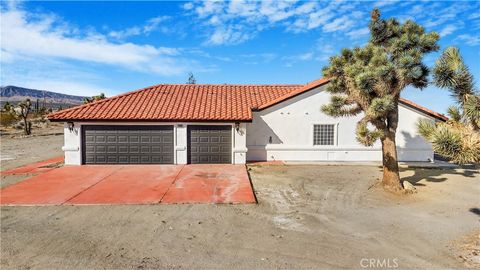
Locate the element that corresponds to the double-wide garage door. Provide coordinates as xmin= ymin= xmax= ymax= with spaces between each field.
xmin=83 ymin=126 xmax=174 ymax=164
xmin=82 ymin=125 xmax=232 ymax=164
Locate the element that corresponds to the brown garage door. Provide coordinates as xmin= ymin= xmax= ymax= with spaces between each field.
xmin=82 ymin=125 xmax=174 ymax=164
xmin=188 ymin=125 xmax=232 ymax=164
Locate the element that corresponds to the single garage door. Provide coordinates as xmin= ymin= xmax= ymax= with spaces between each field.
xmin=82 ymin=125 xmax=174 ymax=164
xmin=188 ymin=125 xmax=232 ymax=164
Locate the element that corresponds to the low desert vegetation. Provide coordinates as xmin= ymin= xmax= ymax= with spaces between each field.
xmin=1 ymin=98 xmax=53 ymax=135
xmin=417 ymin=47 xmax=480 ymax=164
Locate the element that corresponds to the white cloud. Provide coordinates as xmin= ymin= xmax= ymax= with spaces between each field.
xmin=282 ymin=51 xmax=316 ymax=66
xmin=457 ymin=34 xmax=480 ymax=45
xmin=347 ymin=27 xmax=370 ymax=39
xmin=206 ymin=25 xmax=252 ymax=45
xmin=0 ymin=5 xmax=186 ymax=76
xmin=298 ymin=52 xmax=314 ymax=61
xmin=374 ymin=0 xmax=402 ymax=8
xmin=323 ymin=15 xmax=355 ymax=32
xmin=1 ymin=56 xmax=113 ymax=96
xmin=469 ymin=11 xmax=480 ymax=20
xmin=183 ymin=1 xmax=363 ymax=45
xmin=439 ymin=24 xmax=458 ymax=37
xmin=109 ymin=15 xmax=172 ymax=39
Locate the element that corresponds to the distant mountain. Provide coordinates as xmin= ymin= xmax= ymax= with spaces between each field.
xmin=0 ymin=86 xmax=86 ymax=107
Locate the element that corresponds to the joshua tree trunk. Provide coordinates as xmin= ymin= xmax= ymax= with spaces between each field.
xmin=22 ymin=116 xmax=31 ymax=135
xmin=380 ymin=108 xmax=403 ymax=192
xmin=380 ymin=131 xmax=402 ymax=191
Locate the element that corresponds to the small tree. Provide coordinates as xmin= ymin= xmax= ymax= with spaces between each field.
xmin=83 ymin=93 xmax=106 ymax=104
xmin=3 ymin=101 xmax=12 ymax=112
xmin=321 ymin=8 xmax=439 ymax=192
xmin=186 ymin=72 xmax=197 ymax=84
xmin=14 ymin=99 xmax=33 ymax=135
xmin=417 ymin=47 xmax=480 ymax=163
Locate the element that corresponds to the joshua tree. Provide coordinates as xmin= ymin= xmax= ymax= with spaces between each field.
xmin=417 ymin=47 xmax=480 ymax=164
xmin=14 ymin=99 xmax=33 ymax=135
xmin=321 ymin=8 xmax=439 ymax=192
xmin=186 ymin=72 xmax=197 ymax=84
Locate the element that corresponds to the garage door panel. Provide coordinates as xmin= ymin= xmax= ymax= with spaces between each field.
xmin=107 ymin=136 xmax=117 ymax=143
xmin=129 ymin=136 xmax=140 ymax=143
xmin=107 ymin=145 xmax=117 ymax=153
xmin=83 ymin=125 xmax=174 ymax=164
xmin=188 ymin=126 xmax=232 ymax=164
xmin=95 ymin=135 xmax=106 ymax=143
xmin=118 ymin=136 xmax=128 ymax=143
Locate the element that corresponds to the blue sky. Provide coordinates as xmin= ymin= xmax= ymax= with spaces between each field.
xmin=1 ymin=1 xmax=479 ymax=114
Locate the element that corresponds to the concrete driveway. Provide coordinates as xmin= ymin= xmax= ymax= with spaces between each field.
xmin=0 ymin=165 xmax=256 ymax=205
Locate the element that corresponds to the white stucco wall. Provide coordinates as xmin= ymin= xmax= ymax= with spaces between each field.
xmin=246 ymin=84 xmax=436 ymax=162
xmin=62 ymin=122 xmax=247 ymax=165
xmin=62 ymin=85 xmax=437 ymax=165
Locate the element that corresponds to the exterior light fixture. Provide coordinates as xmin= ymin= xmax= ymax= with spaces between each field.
xmin=235 ymin=122 xmax=240 ymax=132
xmin=67 ymin=122 xmax=75 ymax=132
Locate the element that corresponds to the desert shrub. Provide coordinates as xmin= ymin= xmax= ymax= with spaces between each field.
xmin=0 ymin=112 xmax=17 ymax=127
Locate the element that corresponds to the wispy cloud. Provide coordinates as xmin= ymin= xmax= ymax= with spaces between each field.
xmin=183 ymin=0 xmax=364 ymax=45
xmin=0 ymin=4 xmax=192 ymax=77
xmin=439 ymin=24 xmax=459 ymax=37
xmin=347 ymin=27 xmax=370 ymax=40
xmin=457 ymin=34 xmax=480 ymax=45
xmin=1 ymin=55 xmax=113 ymax=96
xmin=108 ymin=16 xmax=171 ymax=39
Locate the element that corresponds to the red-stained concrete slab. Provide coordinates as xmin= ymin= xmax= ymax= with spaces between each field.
xmin=1 ymin=156 xmax=64 ymax=175
xmin=66 ymin=165 xmax=183 ymax=205
xmin=161 ymin=165 xmax=256 ymax=204
xmin=1 ymin=164 xmax=255 ymax=205
xmin=0 ymin=165 xmax=119 ymax=205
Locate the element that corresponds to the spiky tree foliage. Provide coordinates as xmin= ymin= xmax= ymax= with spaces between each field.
xmin=417 ymin=47 xmax=480 ymax=163
xmin=322 ymin=8 xmax=439 ymax=192
xmin=432 ymin=47 xmax=479 ymax=129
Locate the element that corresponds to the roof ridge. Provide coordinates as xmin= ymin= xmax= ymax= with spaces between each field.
xmin=150 ymin=83 xmax=302 ymax=86
xmin=399 ymin=97 xmax=448 ymax=121
xmin=256 ymin=78 xmax=330 ymax=110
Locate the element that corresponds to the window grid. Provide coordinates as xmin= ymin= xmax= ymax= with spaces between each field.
xmin=313 ymin=124 xmax=335 ymax=146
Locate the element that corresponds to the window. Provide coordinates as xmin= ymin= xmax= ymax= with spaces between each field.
xmin=313 ymin=124 xmax=335 ymax=146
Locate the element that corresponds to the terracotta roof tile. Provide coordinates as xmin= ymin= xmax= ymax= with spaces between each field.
xmin=399 ymin=97 xmax=448 ymax=121
xmin=48 ymin=84 xmax=301 ymax=121
xmin=48 ymin=79 xmax=447 ymax=122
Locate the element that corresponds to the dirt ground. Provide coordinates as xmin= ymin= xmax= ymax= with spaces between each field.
xmin=0 ymin=123 xmax=64 ymax=171
xmin=1 ymin=132 xmax=479 ymax=269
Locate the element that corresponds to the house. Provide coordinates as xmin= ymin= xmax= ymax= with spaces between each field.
xmin=47 ymin=78 xmax=447 ymax=165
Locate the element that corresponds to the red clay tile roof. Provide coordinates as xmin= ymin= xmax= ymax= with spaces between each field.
xmin=399 ymin=97 xmax=448 ymax=121
xmin=48 ymin=84 xmax=302 ymax=121
xmin=256 ymin=78 xmax=330 ymax=110
xmin=47 ymin=78 xmax=447 ymax=122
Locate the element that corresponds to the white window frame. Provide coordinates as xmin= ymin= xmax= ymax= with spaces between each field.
xmin=311 ymin=123 xmax=339 ymax=147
